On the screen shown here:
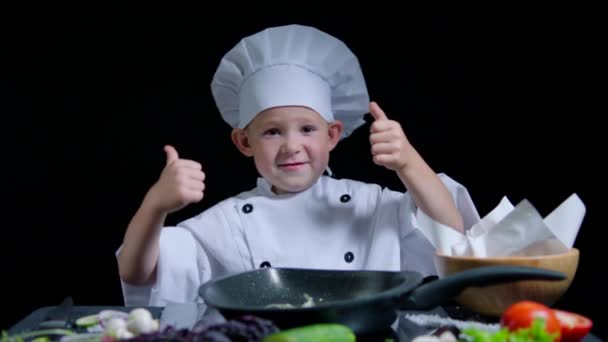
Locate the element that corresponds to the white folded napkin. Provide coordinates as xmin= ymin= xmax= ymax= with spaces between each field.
xmin=417 ymin=193 xmax=586 ymax=257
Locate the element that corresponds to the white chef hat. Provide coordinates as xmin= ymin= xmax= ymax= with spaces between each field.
xmin=211 ymin=24 xmax=370 ymax=139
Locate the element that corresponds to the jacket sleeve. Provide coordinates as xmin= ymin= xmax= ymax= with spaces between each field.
xmin=397 ymin=173 xmax=481 ymax=277
xmin=116 ymin=226 xmax=208 ymax=307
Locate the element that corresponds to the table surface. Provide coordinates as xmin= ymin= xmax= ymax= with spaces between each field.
xmin=9 ymin=304 xmax=602 ymax=342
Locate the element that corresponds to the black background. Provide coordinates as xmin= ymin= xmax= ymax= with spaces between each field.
xmin=2 ymin=3 xmax=604 ymax=338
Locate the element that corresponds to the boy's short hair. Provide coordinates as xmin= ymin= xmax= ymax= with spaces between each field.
xmin=211 ymin=24 xmax=370 ymax=139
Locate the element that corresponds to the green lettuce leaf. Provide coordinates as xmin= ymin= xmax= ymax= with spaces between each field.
xmin=460 ymin=318 xmax=559 ymax=342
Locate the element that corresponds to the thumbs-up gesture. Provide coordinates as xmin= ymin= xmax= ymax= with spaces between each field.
xmin=369 ymin=101 xmax=413 ymax=172
xmin=149 ymin=145 xmax=206 ymax=214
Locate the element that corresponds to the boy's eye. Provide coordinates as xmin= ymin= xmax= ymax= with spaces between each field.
xmin=302 ymin=125 xmax=317 ymax=133
xmin=264 ymin=128 xmax=280 ymax=136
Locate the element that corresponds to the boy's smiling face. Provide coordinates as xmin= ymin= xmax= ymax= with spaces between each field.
xmin=232 ymin=106 xmax=343 ymax=194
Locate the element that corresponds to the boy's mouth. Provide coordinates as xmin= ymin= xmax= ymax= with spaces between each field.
xmin=278 ymin=162 xmax=307 ymax=170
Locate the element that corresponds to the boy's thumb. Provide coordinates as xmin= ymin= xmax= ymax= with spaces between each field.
xmin=164 ymin=145 xmax=179 ymax=165
xmin=369 ymin=101 xmax=388 ymax=121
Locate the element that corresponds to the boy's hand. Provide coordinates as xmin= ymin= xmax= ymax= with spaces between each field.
xmin=148 ymin=145 xmax=206 ymax=213
xmin=369 ymin=101 xmax=413 ymax=172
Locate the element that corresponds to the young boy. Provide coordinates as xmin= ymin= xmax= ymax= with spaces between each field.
xmin=116 ymin=24 xmax=481 ymax=307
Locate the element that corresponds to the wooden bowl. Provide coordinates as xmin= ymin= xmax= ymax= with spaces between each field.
xmin=434 ymin=248 xmax=579 ymax=316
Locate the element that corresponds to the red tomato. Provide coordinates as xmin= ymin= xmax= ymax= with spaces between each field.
xmin=553 ymin=309 xmax=593 ymax=342
xmin=500 ymin=301 xmax=562 ymax=341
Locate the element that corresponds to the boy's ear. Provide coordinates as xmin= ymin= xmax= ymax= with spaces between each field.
xmin=231 ymin=128 xmax=254 ymax=157
xmin=327 ymin=120 xmax=343 ymax=151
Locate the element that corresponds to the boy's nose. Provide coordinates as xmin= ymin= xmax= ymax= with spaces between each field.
xmin=281 ymin=136 xmax=301 ymax=154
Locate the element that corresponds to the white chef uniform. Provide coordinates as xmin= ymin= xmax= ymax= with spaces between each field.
xmin=117 ymin=24 xmax=482 ymax=307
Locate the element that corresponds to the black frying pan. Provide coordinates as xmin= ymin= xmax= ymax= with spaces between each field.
xmin=199 ymin=266 xmax=565 ymax=334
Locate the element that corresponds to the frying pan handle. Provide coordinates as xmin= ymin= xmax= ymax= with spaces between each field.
xmin=398 ymin=265 xmax=566 ymax=310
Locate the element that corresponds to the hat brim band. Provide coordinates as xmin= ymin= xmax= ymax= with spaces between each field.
xmin=238 ymin=64 xmax=334 ymax=128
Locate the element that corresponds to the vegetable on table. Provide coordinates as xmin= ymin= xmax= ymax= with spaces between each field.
xmin=461 ymin=318 xmax=559 ymax=342
xmin=74 ymin=315 xmax=100 ymax=328
xmin=1 ymin=329 xmax=74 ymax=342
xmin=500 ymin=301 xmax=562 ymax=341
xmin=553 ymin=309 xmax=593 ymax=342
xmin=262 ymin=323 xmax=355 ymax=342
xmin=413 ymin=300 xmax=595 ymax=342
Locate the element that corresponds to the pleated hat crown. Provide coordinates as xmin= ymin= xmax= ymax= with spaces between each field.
xmin=211 ymin=24 xmax=370 ymax=139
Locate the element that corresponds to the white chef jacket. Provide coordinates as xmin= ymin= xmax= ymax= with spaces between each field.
xmin=118 ymin=173 xmax=481 ymax=307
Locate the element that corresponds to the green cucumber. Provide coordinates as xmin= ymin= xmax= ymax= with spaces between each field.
xmin=75 ymin=315 xmax=100 ymax=328
xmin=9 ymin=329 xmax=74 ymax=341
xmin=31 ymin=337 xmax=50 ymax=342
xmin=262 ymin=323 xmax=356 ymax=342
